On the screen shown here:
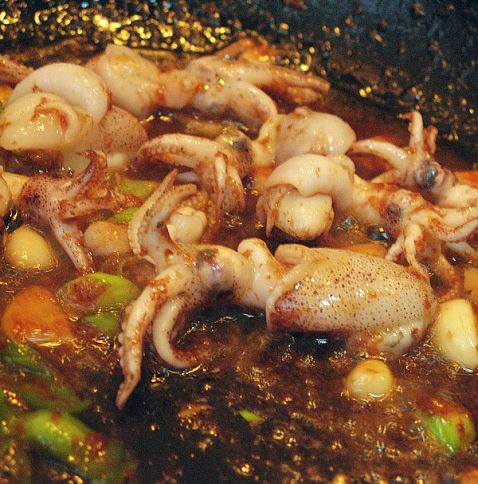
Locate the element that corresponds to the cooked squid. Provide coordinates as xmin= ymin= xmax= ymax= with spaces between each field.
xmin=3 ymin=36 xmax=478 ymax=482
xmin=350 ymin=111 xmax=478 ymax=210
xmin=259 ymin=153 xmax=478 ymax=290
xmin=1 ymin=64 xmax=147 ymax=172
xmin=1 ymin=151 xmax=126 ymax=272
xmin=116 ymin=172 xmax=437 ymax=408
xmin=87 ymin=44 xmax=329 ymax=126
xmin=252 ymin=106 xmax=356 ymax=166
xmin=137 ymin=107 xmax=356 ymax=236
xmin=137 ymin=127 xmax=251 ymax=225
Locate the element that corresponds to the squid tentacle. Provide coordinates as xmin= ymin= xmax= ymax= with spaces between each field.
xmin=16 ymin=151 xmax=123 ymax=273
xmin=116 ymin=265 xmax=200 ymax=409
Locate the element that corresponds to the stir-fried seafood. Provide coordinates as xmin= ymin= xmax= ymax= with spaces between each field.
xmin=116 ymin=171 xmax=437 ymax=408
xmin=137 ymin=127 xmax=251 ymax=227
xmin=87 ymin=44 xmax=329 ymax=126
xmin=1 ymin=151 xmax=124 ymax=272
xmin=350 ymin=111 xmax=478 ymax=209
xmin=259 ymin=152 xmax=478 ymax=289
xmin=2 ymin=40 xmax=478 ymax=479
xmin=138 ymin=107 xmax=356 ymax=235
xmin=1 ymin=63 xmax=147 ymax=172
xmin=1 ymin=41 xmax=478 ymax=435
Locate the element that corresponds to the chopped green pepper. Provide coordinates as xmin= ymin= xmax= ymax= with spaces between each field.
xmin=88 ymin=272 xmax=140 ymax=309
xmin=118 ymin=177 xmax=157 ymax=201
xmin=57 ymin=272 xmax=140 ymax=316
xmin=1 ymin=378 xmax=88 ymax=414
xmin=1 ymin=341 xmax=50 ymax=378
xmin=419 ymin=395 xmax=476 ymax=453
xmin=22 ymin=410 xmax=135 ymax=482
xmin=0 ymin=438 xmax=31 ymax=484
xmin=423 ymin=412 xmax=475 ymax=453
xmin=81 ymin=310 xmax=121 ymax=337
xmin=108 ymin=207 xmax=139 ymax=224
xmin=57 ymin=272 xmax=139 ymax=337
xmin=0 ymin=390 xmax=136 ymax=482
xmin=238 ymin=409 xmax=265 ymax=424
xmin=0 ymin=341 xmax=89 ymax=414
xmin=15 ymin=409 xmax=136 ymax=482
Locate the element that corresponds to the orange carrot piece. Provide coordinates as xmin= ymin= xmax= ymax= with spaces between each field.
xmin=0 ymin=83 xmax=12 ymax=106
xmin=346 ymin=242 xmax=387 ymax=258
xmin=455 ymin=171 xmax=478 ymax=188
xmin=1 ymin=286 xmax=73 ymax=343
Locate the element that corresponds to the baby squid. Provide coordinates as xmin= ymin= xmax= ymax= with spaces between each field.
xmin=116 ymin=172 xmax=437 ymax=408
xmin=88 ymin=43 xmax=328 ymax=127
xmin=1 ymin=64 xmax=147 ymax=173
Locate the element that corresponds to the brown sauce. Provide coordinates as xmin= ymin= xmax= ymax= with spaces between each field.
xmin=0 ymin=43 xmax=477 ymax=483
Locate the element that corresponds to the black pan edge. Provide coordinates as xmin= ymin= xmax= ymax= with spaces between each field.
xmin=1 ymin=0 xmax=477 ymax=155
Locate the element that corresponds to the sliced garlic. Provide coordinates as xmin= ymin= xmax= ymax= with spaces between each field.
xmin=345 ymin=359 xmax=394 ymax=402
xmin=84 ymin=220 xmax=130 ymax=257
xmin=4 ymin=225 xmax=57 ymax=271
xmin=431 ymin=298 xmax=478 ymax=371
